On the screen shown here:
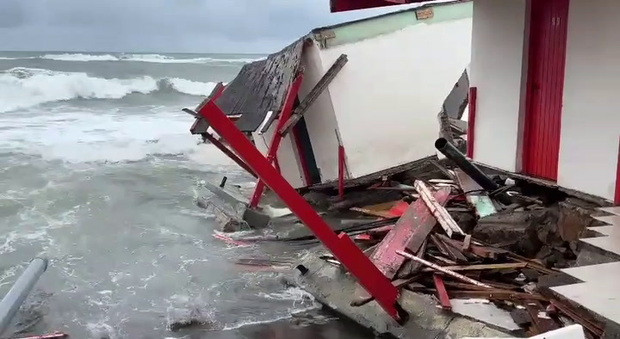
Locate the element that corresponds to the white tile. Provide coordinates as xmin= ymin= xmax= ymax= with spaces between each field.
xmin=587 ymin=225 xmax=616 ymax=236
xmin=593 ymin=215 xmax=620 ymax=225
xmin=552 ymin=280 xmax=620 ymax=324
xmin=600 ymin=207 xmax=620 ymax=216
xmin=561 ymin=261 xmax=620 ymax=282
xmin=581 ymin=236 xmax=620 ymax=256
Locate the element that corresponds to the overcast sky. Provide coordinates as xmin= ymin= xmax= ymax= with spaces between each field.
xmin=0 ymin=0 xmax=418 ymax=53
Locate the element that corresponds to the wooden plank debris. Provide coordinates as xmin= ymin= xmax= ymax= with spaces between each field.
xmin=396 ymin=250 xmax=492 ymax=288
xmin=433 ymin=274 xmax=452 ymax=310
xmin=414 ymin=180 xmax=465 ymax=237
xmin=280 ymin=54 xmax=349 ymax=136
xmin=369 ymin=188 xmax=451 ymax=279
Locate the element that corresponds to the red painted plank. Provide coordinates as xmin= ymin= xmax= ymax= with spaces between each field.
xmin=467 ymin=87 xmax=477 ymax=158
xmin=249 ymin=75 xmax=304 ymax=208
xmin=198 ymin=99 xmax=403 ymax=322
xmin=338 ymin=145 xmax=347 ymax=200
xmin=433 ymin=274 xmax=452 ymax=310
xmin=370 ymin=188 xmax=451 ymax=279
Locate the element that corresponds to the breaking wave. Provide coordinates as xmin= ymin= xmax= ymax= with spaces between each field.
xmin=0 ymin=67 xmax=218 ymax=113
xmin=0 ymin=53 xmax=263 ymax=64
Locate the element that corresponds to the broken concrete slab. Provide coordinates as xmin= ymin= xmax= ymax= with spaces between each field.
xmin=292 ymin=251 xmax=512 ymax=339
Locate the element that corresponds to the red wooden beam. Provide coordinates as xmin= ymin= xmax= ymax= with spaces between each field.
xmin=338 ymin=145 xmax=347 ymax=200
xmin=249 ymin=75 xmax=304 ymax=208
xmin=370 ymin=188 xmax=451 ymax=279
xmin=467 ymin=87 xmax=477 ymax=158
xmin=198 ymin=99 xmax=404 ymax=323
xmin=433 ymin=274 xmax=452 ymax=310
xmin=203 ymin=133 xmax=257 ymax=179
xmin=615 ymin=136 xmax=620 ymax=205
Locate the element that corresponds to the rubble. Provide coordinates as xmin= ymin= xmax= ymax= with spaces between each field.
xmin=208 ymin=138 xmax=608 ymax=338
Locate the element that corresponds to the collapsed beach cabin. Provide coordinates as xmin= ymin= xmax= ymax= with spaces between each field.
xmin=188 ymin=1 xmax=473 ymax=210
xmin=327 ymin=0 xmax=620 ymax=337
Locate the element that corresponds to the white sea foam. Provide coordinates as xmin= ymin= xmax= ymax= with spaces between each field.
xmin=0 ymin=104 xmax=239 ymax=165
xmin=42 ymin=53 xmax=118 ymax=62
xmin=8 ymin=52 xmax=264 ymax=64
xmin=0 ymin=67 xmax=218 ymax=112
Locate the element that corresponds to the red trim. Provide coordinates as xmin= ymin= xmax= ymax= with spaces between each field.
xmin=615 ymin=137 xmax=620 ymax=205
xmin=292 ymin=127 xmax=313 ymax=186
xmin=433 ymin=274 xmax=452 ymax=310
xmin=522 ymin=0 xmax=569 ymax=181
xmin=203 ymin=133 xmax=257 ymax=179
xmin=466 ymin=87 xmax=477 ymax=158
xmin=338 ymin=145 xmax=347 ymax=200
xmin=197 ymin=99 xmax=403 ymax=322
xmin=249 ymin=75 xmax=304 ymax=209
xmin=330 ymin=0 xmax=421 ymax=12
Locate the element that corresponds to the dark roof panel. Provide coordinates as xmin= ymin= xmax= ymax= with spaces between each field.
xmin=215 ymin=38 xmax=306 ymax=132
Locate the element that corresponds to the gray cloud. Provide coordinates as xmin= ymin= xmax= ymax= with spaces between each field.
xmin=0 ymin=0 xmax=412 ymax=53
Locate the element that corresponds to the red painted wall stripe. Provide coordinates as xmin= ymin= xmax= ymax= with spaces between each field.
xmin=466 ymin=87 xmax=477 ymax=158
xmin=615 ymin=137 xmax=620 ymax=205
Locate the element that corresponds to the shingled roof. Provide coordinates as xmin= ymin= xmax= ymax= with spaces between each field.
xmin=213 ymin=38 xmax=306 ymax=132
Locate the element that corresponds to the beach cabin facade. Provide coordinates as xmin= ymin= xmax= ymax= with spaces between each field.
xmin=190 ymin=1 xmax=473 ymax=202
xmin=331 ymin=0 xmax=620 ymax=205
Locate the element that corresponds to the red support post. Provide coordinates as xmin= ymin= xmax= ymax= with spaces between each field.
xmin=338 ymin=145 xmax=347 ymax=200
xmin=203 ymin=133 xmax=257 ymax=179
xmin=467 ymin=87 xmax=477 ymax=159
xmin=249 ymin=75 xmax=304 ymax=209
xmin=198 ymin=99 xmax=404 ymax=323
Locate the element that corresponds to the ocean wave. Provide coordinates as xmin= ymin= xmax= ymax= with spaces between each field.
xmin=0 ymin=67 xmax=218 ymax=113
xmin=0 ymin=53 xmax=263 ymax=64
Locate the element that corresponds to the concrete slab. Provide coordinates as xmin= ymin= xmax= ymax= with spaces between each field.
xmin=461 ymin=324 xmax=585 ymax=339
xmin=561 ymin=261 xmax=620 ymax=282
xmin=293 ymin=251 xmax=512 ymax=339
xmin=551 ymin=280 xmax=620 ymax=326
xmin=450 ymin=299 xmax=520 ymax=332
xmin=600 ymin=207 xmax=620 ymax=216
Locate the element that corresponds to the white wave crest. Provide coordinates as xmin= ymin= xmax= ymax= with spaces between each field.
xmin=0 ymin=67 xmax=158 ymax=113
xmin=3 ymin=52 xmax=264 ymax=64
xmin=42 ymin=53 xmax=118 ymax=62
xmin=0 ymin=67 xmax=219 ymax=112
xmin=168 ymin=78 xmax=217 ymax=96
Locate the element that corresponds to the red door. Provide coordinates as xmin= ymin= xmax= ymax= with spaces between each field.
xmin=522 ymin=0 xmax=570 ymax=181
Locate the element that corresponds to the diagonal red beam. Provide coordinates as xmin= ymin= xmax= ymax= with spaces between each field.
xmin=198 ymin=99 xmax=404 ymax=323
xmin=249 ymin=75 xmax=304 ymax=209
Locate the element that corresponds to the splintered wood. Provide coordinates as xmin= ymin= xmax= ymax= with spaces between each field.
xmin=414 ymin=180 xmax=464 ymax=237
xmin=369 ymin=188 xmax=451 ymax=279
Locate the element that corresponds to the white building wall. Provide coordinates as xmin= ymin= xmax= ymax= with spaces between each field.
xmin=298 ymin=43 xmax=342 ymax=182
xmin=469 ymin=0 xmax=528 ymax=172
xmin=251 ymin=121 xmax=304 ymax=189
xmin=558 ymin=0 xmax=620 ymax=200
xmin=319 ymin=19 xmax=472 ymax=179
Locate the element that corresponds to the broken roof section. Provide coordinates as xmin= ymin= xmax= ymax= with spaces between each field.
xmin=214 ymin=38 xmax=305 ymax=133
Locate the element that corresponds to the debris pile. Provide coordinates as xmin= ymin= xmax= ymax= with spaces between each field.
xmin=214 ymin=138 xmax=605 ymax=338
xmin=313 ymin=172 xmax=603 ymax=338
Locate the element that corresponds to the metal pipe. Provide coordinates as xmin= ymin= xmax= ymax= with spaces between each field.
xmin=435 ymin=138 xmax=499 ymax=192
xmin=0 ymin=258 xmax=48 ymax=335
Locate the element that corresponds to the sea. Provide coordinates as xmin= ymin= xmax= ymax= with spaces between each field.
xmin=0 ymin=52 xmax=371 ymax=339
